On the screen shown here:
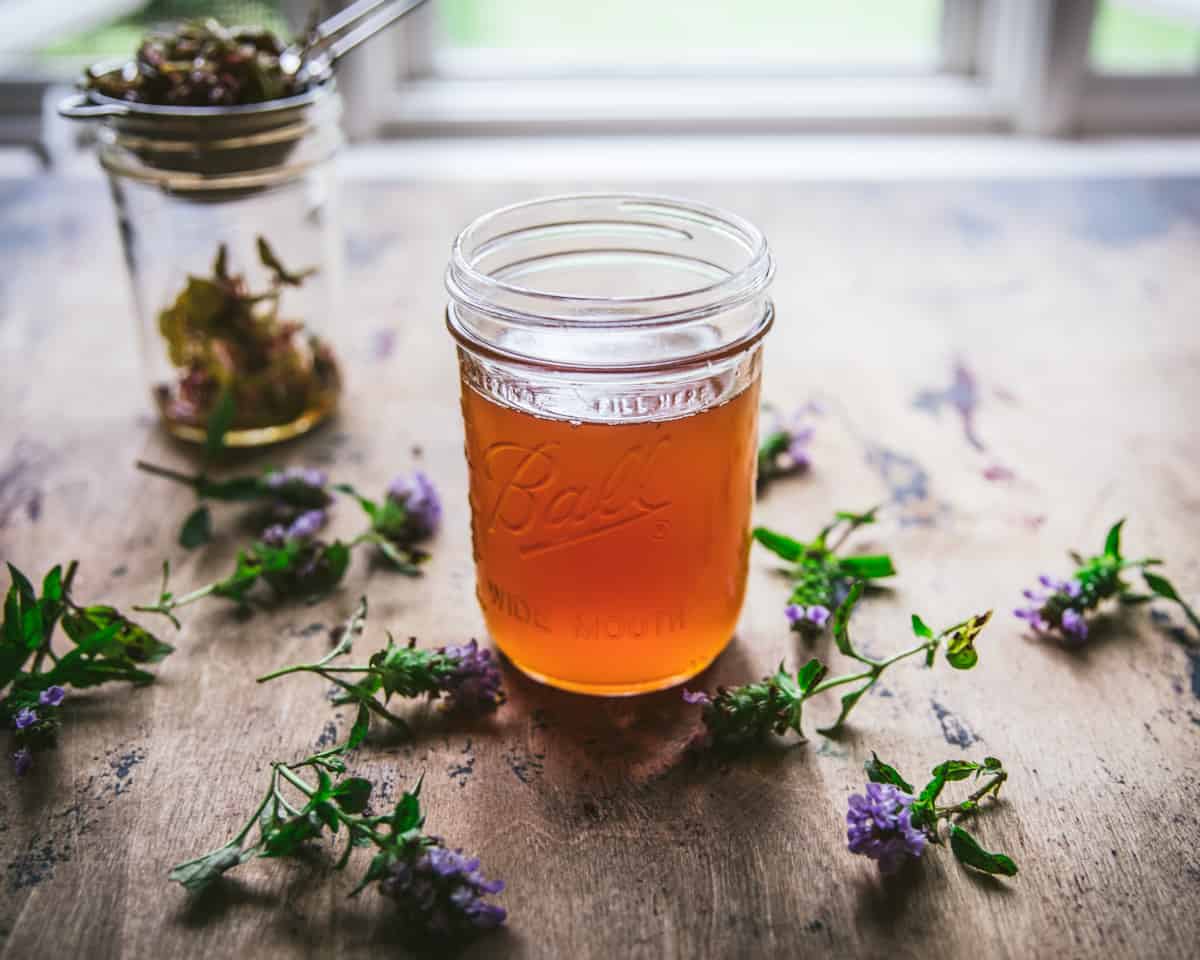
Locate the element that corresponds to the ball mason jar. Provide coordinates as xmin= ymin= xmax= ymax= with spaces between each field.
xmin=446 ymin=194 xmax=774 ymax=695
xmin=60 ymin=80 xmax=344 ymax=447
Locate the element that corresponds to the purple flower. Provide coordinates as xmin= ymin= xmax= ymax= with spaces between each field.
xmin=286 ymin=509 xmax=327 ymax=542
xmin=847 ymin=782 xmax=927 ymax=874
xmin=438 ymin=640 xmax=505 ymax=713
xmin=265 ymin=465 xmax=327 ymax=490
xmin=786 ymin=603 xmax=831 ymax=630
xmin=260 ymin=524 xmax=288 ymax=547
xmin=388 ymin=471 xmax=442 ymax=539
xmin=1061 ymin=608 xmax=1088 ymax=641
xmin=38 ymin=686 xmax=65 ymax=708
xmin=13 ymin=708 xmax=37 ymax=730
xmin=681 ymin=689 xmax=711 ymax=706
xmin=806 ymin=605 xmax=831 ymax=628
xmin=379 ymin=844 xmax=506 ymax=941
xmin=12 ymin=748 xmax=32 ymax=777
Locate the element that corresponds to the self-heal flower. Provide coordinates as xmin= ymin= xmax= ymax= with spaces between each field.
xmin=437 ymin=640 xmax=505 ymax=713
xmin=858 ymin=753 xmax=1018 ymax=879
xmin=1013 ymin=519 xmax=1200 ymax=644
xmin=12 ymin=747 xmax=32 ymax=777
xmin=757 ymin=404 xmax=818 ymax=493
xmin=264 ymin=466 xmax=328 ymax=492
xmin=388 ymin=471 xmax=442 ymax=539
xmin=13 ymin=708 xmax=37 ymax=730
xmin=846 ymin=782 xmax=927 ymax=875
xmin=286 ymin=509 xmax=327 ymax=542
xmin=38 ymin=686 xmax=65 ymax=707
xmin=380 ymin=844 xmax=506 ymax=941
xmin=756 ymin=508 xmax=895 ymax=636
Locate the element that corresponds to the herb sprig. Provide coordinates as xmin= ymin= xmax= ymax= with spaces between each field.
xmin=852 ymin=752 xmax=1016 ymax=877
xmin=169 ymin=750 xmax=506 ymax=942
xmin=684 ymin=583 xmax=991 ymax=748
xmin=2 ymin=562 xmax=174 ymax=776
xmin=754 ymin=507 xmax=896 ymax=634
xmin=133 ymin=472 xmax=440 ymax=624
xmin=256 ymin=599 xmax=505 ymax=747
xmin=1015 ymin=518 xmax=1199 ymax=642
xmin=757 ymin=404 xmax=816 ymax=493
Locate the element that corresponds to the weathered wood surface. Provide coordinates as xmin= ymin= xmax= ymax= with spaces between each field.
xmin=1 ymin=174 xmax=1198 ymax=959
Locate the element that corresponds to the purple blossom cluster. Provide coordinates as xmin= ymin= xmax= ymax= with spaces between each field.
xmin=264 ymin=466 xmax=328 ymax=492
xmin=765 ymin=406 xmax=816 ymax=471
xmin=379 ymin=844 xmax=506 ymax=941
xmin=785 ymin=604 xmax=831 ymax=630
xmin=388 ymin=471 xmax=443 ymax=540
xmin=1014 ymin=574 xmax=1088 ymax=642
xmin=10 ymin=686 xmax=66 ymax=777
xmin=438 ymin=640 xmax=506 ymax=713
xmin=846 ymin=782 xmax=927 ymax=874
xmin=261 ymin=509 xmax=328 ymax=547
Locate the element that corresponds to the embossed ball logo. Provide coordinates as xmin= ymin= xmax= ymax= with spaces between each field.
xmin=481 ymin=439 xmax=672 ymax=556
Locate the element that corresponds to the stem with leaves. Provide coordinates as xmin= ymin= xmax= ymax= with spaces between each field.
xmin=754 ymin=507 xmax=896 ymax=635
xmin=684 ymin=583 xmax=992 ymax=748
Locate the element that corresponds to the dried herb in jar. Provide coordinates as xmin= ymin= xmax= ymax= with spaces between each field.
xmin=154 ymin=238 xmax=340 ymax=437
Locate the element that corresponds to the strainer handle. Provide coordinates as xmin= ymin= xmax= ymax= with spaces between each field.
xmin=57 ymin=94 xmax=130 ymax=120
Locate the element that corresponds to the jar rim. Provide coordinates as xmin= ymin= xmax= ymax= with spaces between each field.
xmin=445 ymin=192 xmax=774 ymax=330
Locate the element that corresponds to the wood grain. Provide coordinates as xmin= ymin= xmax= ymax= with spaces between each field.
xmin=0 ymin=175 xmax=1198 ymax=959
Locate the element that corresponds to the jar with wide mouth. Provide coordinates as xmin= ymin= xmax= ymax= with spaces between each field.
xmin=60 ymin=81 xmax=344 ymax=447
xmin=446 ymin=193 xmax=774 ymax=695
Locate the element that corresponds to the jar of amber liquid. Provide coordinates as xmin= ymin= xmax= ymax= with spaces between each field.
xmin=447 ymin=195 xmax=774 ymax=695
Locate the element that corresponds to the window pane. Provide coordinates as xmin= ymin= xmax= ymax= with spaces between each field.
xmin=439 ymin=0 xmax=943 ymax=68
xmin=36 ymin=1 xmax=289 ymax=69
xmin=1090 ymin=0 xmax=1200 ymax=73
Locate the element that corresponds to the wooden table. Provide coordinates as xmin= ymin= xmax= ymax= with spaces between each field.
xmin=1 ymin=174 xmax=1197 ymax=959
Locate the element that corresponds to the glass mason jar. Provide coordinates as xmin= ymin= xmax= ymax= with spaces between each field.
xmin=60 ymin=81 xmax=344 ymax=447
xmin=446 ymin=194 xmax=774 ymax=695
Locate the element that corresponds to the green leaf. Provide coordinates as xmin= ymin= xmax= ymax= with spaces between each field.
xmin=838 ymin=554 xmax=896 ymax=580
xmin=350 ymin=850 xmax=396 ymax=897
xmin=332 ymin=777 xmax=372 ymax=813
xmin=345 ymin=702 xmax=371 ymax=752
xmin=205 ymin=386 xmax=236 ymax=457
xmin=832 ymin=582 xmax=865 ymax=659
xmin=918 ymin=769 xmax=948 ymax=807
xmin=752 ymin=526 xmax=804 ymax=563
xmin=195 ymin=475 xmax=267 ymax=502
xmin=1143 ymin=571 xmax=1180 ymax=603
xmin=931 ymin=760 xmax=980 ymax=783
xmin=168 ymin=843 xmax=249 ymax=892
xmin=179 ymin=506 xmax=213 ymax=550
xmin=944 ymin=610 xmax=991 ymax=670
xmin=948 ymin=824 xmax=1018 ymax=877
xmin=262 ymin=815 xmax=323 ymax=858
xmin=1143 ymin=571 xmax=1200 ymax=634
xmin=817 ymin=681 xmax=872 ymax=734
xmin=864 ymin=752 xmax=914 ymax=794
xmin=392 ymin=779 xmax=424 ymax=833
xmin=795 ymin=657 xmax=827 ymax=694
xmin=910 ymin=614 xmax=934 ymax=640
xmin=982 ymin=756 xmax=1002 ymax=771
xmin=62 ymin=606 xmax=174 ymax=664
xmin=1104 ymin=519 xmax=1125 ymax=560
xmin=7 ymin=563 xmax=36 ymax=602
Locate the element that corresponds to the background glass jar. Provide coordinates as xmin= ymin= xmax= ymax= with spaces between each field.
xmin=446 ymin=194 xmax=774 ymax=696
xmin=60 ymin=82 xmax=344 ymax=447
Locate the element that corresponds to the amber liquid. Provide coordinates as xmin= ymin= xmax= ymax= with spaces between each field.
xmin=461 ymin=376 xmax=760 ymax=695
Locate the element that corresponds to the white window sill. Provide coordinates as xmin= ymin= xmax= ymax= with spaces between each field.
xmin=378 ymin=75 xmax=1008 ymax=136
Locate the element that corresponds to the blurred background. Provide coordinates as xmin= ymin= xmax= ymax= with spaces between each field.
xmin=3 ymin=1 xmax=1200 ymax=169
